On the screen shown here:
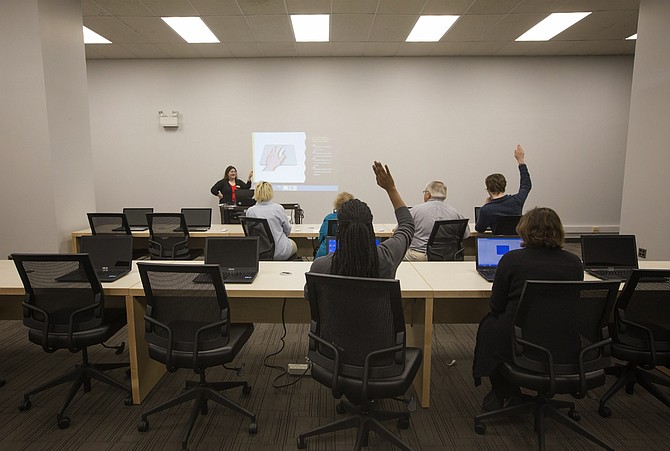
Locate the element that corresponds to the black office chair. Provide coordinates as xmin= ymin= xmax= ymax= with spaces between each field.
xmin=136 ymin=263 xmax=257 ymax=450
xmin=298 ymin=273 xmax=422 ymax=451
xmin=491 ymin=215 xmax=521 ymax=235
xmin=87 ymin=213 xmax=131 ymax=235
xmin=474 ymin=280 xmax=619 ymax=450
xmin=598 ymin=269 xmax=670 ymax=417
xmin=426 ymin=218 xmax=469 ymax=261
xmin=147 ymin=213 xmax=191 ymax=259
xmin=239 ymin=216 xmax=275 ymax=260
xmin=11 ymin=253 xmax=130 ymax=429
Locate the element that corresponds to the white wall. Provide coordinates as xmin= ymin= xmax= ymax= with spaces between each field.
xmin=620 ymin=0 xmax=670 ymax=259
xmin=86 ymin=56 xmax=633 ymax=227
xmin=0 ymin=0 xmax=95 ymax=258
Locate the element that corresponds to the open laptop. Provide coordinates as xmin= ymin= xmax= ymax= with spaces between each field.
xmin=200 ymin=237 xmax=260 ymax=283
xmin=122 ymin=208 xmax=153 ymax=231
xmin=180 ymin=208 xmax=212 ymax=232
xmin=326 ymin=236 xmax=381 ymax=254
xmin=235 ymin=189 xmax=256 ymax=207
xmin=475 ymin=236 xmax=524 ymax=282
xmin=581 ymin=234 xmax=639 ymax=281
xmin=474 ymin=206 xmax=481 ymax=223
xmin=58 ymin=235 xmax=133 ymax=283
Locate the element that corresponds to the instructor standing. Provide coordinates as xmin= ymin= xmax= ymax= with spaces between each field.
xmin=211 ymin=165 xmax=253 ymax=205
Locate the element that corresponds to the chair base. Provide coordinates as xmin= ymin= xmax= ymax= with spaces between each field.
xmin=138 ymin=374 xmax=256 ymax=450
xmin=474 ymin=394 xmax=613 ymax=451
xmin=297 ymin=399 xmax=413 ymax=451
xmin=599 ymin=363 xmax=670 ymax=415
xmin=20 ymin=356 xmax=130 ymax=429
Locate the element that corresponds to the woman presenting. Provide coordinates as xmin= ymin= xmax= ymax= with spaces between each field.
xmin=210 ymin=166 xmax=253 ymax=205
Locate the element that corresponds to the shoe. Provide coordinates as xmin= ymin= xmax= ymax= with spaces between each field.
xmin=482 ymin=389 xmax=503 ymax=411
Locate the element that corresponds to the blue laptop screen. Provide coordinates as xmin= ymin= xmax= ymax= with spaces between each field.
xmin=327 ymin=237 xmax=381 ymax=254
xmin=476 ymin=236 xmax=523 ymax=268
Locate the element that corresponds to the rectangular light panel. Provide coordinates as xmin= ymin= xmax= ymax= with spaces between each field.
xmin=626 ymin=34 xmax=637 ymax=40
xmin=162 ymin=17 xmax=219 ymax=43
xmin=516 ymin=12 xmax=591 ymax=41
xmin=406 ymin=15 xmax=459 ymax=42
xmin=83 ymin=26 xmax=111 ymax=44
xmin=291 ymin=15 xmax=330 ymax=42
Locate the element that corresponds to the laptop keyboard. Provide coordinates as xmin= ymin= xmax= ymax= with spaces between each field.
xmin=221 ymin=271 xmax=255 ymax=280
xmin=589 ymin=269 xmax=633 ymax=280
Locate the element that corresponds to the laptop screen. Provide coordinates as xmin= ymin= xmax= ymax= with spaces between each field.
xmin=581 ymin=235 xmax=638 ymax=268
xmin=181 ymin=208 xmax=212 ymax=228
xmin=80 ymin=235 xmax=133 ymax=270
xmin=326 ymin=237 xmax=381 ymax=254
xmin=236 ymin=189 xmax=256 ymax=206
xmin=205 ymin=237 xmax=259 ymax=269
xmin=476 ymin=236 xmax=523 ymax=268
xmin=123 ymin=208 xmax=153 ymax=227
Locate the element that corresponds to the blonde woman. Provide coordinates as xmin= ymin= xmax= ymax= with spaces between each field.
xmin=245 ymin=181 xmax=297 ymax=260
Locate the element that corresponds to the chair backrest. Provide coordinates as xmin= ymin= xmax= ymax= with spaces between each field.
xmin=426 ymin=218 xmax=469 ymax=261
xmin=239 ymin=216 xmax=275 ymax=260
xmin=11 ymin=253 xmax=105 ymax=342
xmin=327 ymin=219 xmax=338 ymax=236
xmin=614 ymin=269 xmax=670 ymax=350
xmin=491 ymin=215 xmax=521 ymax=235
xmin=87 ymin=213 xmax=131 ymax=235
xmin=147 ymin=213 xmax=189 ymax=259
xmin=137 ymin=263 xmax=231 ymax=369
xmin=513 ymin=280 xmax=619 ymax=378
xmin=281 ymin=203 xmax=304 ymax=224
xmin=304 ymin=272 xmax=406 ymax=381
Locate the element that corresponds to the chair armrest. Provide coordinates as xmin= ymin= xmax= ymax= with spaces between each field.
xmin=192 ymin=320 xmax=228 ymax=371
xmin=308 ymin=331 xmax=341 ymax=397
xmin=148 ymin=239 xmax=163 ymax=256
xmin=362 ymin=344 xmax=404 ymax=402
xmin=515 ymin=336 xmax=555 ymax=394
xmin=577 ymin=337 xmax=611 ymax=395
xmin=169 ymin=239 xmax=189 ymax=256
xmin=144 ymin=315 xmax=175 ymax=370
xmin=618 ymin=317 xmax=657 ymax=368
xmin=22 ymin=302 xmax=55 ymax=353
xmin=67 ymin=303 xmax=103 ymax=351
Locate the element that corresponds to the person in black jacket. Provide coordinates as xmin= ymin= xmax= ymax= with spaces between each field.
xmin=472 ymin=207 xmax=583 ymax=411
xmin=210 ymin=166 xmax=253 ymax=205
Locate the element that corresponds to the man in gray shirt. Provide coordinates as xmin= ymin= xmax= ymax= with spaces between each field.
xmin=405 ymin=180 xmax=469 ymax=261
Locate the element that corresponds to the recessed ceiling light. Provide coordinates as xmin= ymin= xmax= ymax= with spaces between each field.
xmin=406 ymin=15 xmax=459 ymax=42
xmin=83 ymin=26 xmax=111 ymax=44
xmin=516 ymin=12 xmax=591 ymax=41
xmin=291 ymin=14 xmax=330 ymax=42
xmin=626 ymin=33 xmax=637 ymax=40
xmin=161 ymin=17 xmax=219 ymax=43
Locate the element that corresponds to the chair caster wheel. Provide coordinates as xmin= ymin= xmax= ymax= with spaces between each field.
xmin=335 ymin=402 xmax=346 ymax=414
xmin=626 ymin=383 xmax=635 ymax=395
xmin=297 ymin=436 xmax=307 ymax=449
xmin=19 ymin=399 xmax=32 ymax=411
xmin=124 ymin=396 xmax=133 ymax=406
xmin=248 ymin=422 xmax=258 ymax=434
xmin=137 ymin=419 xmax=149 ymax=432
xmin=598 ymin=405 xmax=612 ymax=418
xmin=57 ymin=415 xmax=71 ymax=429
xmin=474 ymin=422 xmax=486 ymax=435
xmin=397 ymin=416 xmax=410 ymax=430
xmin=568 ymin=409 xmax=581 ymax=421
xmin=243 ymin=383 xmax=252 ymax=395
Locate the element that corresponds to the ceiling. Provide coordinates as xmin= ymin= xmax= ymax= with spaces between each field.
xmin=82 ymin=0 xmax=639 ymax=59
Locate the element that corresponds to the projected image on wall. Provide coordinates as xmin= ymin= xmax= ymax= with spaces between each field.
xmin=252 ymin=132 xmax=338 ymax=192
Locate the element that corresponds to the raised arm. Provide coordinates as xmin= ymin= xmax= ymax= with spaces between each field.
xmin=372 ymin=161 xmax=405 ymax=209
xmin=515 ymin=144 xmax=532 ymax=199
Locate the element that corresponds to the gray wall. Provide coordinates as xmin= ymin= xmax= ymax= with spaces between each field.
xmin=620 ymin=0 xmax=670 ymax=260
xmin=0 ymin=0 xmax=95 ymax=259
xmin=87 ymin=56 xmax=633 ymax=228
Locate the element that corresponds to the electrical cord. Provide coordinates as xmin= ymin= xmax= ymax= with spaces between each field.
xmin=262 ymin=298 xmax=310 ymax=388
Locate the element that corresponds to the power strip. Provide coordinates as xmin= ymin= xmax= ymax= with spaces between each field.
xmin=287 ymin=363 xmax=311 ymax=376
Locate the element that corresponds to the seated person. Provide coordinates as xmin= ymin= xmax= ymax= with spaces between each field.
xmin=405 ymin=180 xmax=469 ymax=261
xmin=315 ymin=192 xmax=354 ymax=259
xmin=475 ymin=145 xmax=531 ymax=233
xmin=472 ymin=207 xmax=583 ymax=411
xmin=307 ymin=161 xmax=414 ymax=294
xmin=245 ymin=181 xmax=297 ymax=260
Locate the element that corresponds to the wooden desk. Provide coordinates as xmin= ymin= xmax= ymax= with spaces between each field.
xmin=125 ymin=261 xmax=435 ymax=407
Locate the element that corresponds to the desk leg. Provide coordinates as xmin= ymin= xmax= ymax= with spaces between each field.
xmin=406 ymin=296 xmax=433 ymax=408
xmin=125 ymin=294 xmax=166 ymax=404
xmin=71 ymin=236 xmax=79 ymax=253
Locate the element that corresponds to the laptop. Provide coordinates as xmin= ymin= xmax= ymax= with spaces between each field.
xmin=235 ymin=189 xmax=256 ymax=207
xmin=200 ymin=237 xmax=260 ymax=283
xmin=180 ymin=208 xmax=212 ymax=232
xmin=122 ymin=208 xmax=153 ymax=231
xmin=326 ymin=236 xmax=381 ymax=254
xmin=581 ymin=234 xmax=639 ymax=281
xmin=58 ymin=235 xmax=133 ymax=283
xmin=475 ymin=236 xmax=524 ymax=282
xmin=474 ymin=206 xmax=481 ymax=222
